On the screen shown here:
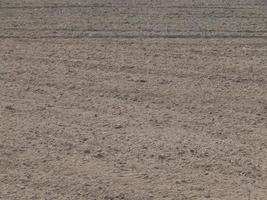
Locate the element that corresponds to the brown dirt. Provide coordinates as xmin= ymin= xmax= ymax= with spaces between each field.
xmin=0 ymin=0 xmax=267 ymax=200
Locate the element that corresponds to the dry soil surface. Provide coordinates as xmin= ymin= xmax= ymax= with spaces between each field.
xmin=0 ymin=0 xmax=267 ymax=200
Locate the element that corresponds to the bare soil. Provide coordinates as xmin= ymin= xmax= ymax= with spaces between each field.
xmin=0 ymin=0 xmax=267 ymax=199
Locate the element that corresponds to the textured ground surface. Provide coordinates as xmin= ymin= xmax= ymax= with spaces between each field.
xmin=0 ymin=0 xmax=267 ymax=200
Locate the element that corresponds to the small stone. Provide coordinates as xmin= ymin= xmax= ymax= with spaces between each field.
xmin=138 ymin=79 xmax=147 ymax=83
xmin=5 ymin=105 xmax=15 ymax=111
xmin=190 ymin=149 xmax=195 ymax=154
xmin=114 ymin=124 xmax=123 ymax=129
xmin=104 ymin=196 xmax=114 ymax=200
xmin=142 ymin=145 xmax=148 ymax=149
xmin=143 ymin=174 xmax=149 ymax=179
xmin=84 ymin=149 xmax=90 ymax=154
xmin=148 ymin=193 xmax=154 ymax=198
xmin=158 ymin=154 xmax=166 ymax=160
xmin=116 ymin=193 xmax=125 ymax=199
xmin=93 ymin=152 xmax=104 ymax=158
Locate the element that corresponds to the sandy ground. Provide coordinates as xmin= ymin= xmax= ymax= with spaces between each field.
xmin=0 ymin=0 xmax=267 ymax=199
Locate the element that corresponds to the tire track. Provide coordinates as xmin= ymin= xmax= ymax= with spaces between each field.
xmin=2 ymin=28 xmax=267 ymax=33
xmin=0 ymin=5 xmax=264 ymax=10
xmin=0 ymin=34 xmax=266 ymax=39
